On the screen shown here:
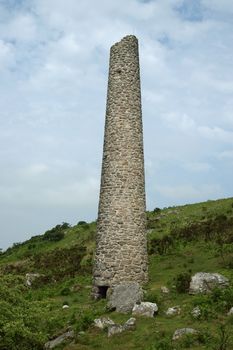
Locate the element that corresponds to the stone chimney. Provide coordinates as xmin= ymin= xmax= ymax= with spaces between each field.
xmin=93 ymin=35 xmax=148 ymax=299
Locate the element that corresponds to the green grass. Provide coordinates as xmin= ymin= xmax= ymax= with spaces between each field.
xmin=0 ymin=197 xmax=233 ymax=349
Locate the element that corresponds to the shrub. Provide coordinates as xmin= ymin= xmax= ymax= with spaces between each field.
xmin=75 ymin=310 xmax=95 ymax=332
xmin=43 ymin=225 xmax=65 ymax=242
xmin=173 ymin=272 xmax=191 ymax=293
xmin=149 ymin=331 xmax=173 ymax=350
xmin=153 ymin=207 xmax=161 ymax=213
xmin=211 ymin=287 xmax=233 ymax=312
xmin=215 ymin=214 xmax=227 ymax=223
xmin=0 ymin=276 xmax=48 ymax=349
xmin=145 ymin=291 xmax=160 ymax=304
xmin=77 ymin=221 xmax=87 ymax=225
xmin=214 ymin=323 xmax=232 ymax=350
xmin=60 ymin=287 xmax=71 ymax=296
xmin=31 ymin=245 xmax=87 ymax=282
xmin=149 ymin=235 xmax=174 ymax=255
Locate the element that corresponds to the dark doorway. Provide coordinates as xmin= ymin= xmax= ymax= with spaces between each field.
xmin=98 ymin=286 xmax=108 ymax=299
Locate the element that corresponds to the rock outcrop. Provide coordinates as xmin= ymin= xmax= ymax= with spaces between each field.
xmin=189 ymin=272 xmax=229 ymax=294
xmin=45 ymin=330 xmax=74 ymax=349
xmin=132 ymin=302 xmax=158 ymax=318
xmin=107 ymin=282 xmax=143 ymax=313
xmin=172 ymin=328 xmax=198 ymax=341
xmin=166 ymin=306 xmax=181 ymax=316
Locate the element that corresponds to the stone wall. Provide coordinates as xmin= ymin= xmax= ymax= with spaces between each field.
xmin=93 ymin=35 xmax=148 ymax=296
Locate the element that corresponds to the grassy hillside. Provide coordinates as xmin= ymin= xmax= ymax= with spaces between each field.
xmin=0 ymin=197 xmax=233 ymax=349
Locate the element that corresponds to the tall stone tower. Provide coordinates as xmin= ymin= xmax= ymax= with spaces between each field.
xmin=93 ymin=35 xmax=148 ymax=298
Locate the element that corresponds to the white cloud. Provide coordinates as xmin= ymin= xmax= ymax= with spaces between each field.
xmin=198 ymin=126 xmax=233 ymax=144
xmin=0 ymin=40 xmax=14 ymax=70
xmin=216 ymin=150 xmax=233 ymax=159
xmin=202 ymin=0 xmax=233 ymax=14
xmin=1 ymin=14 xmax=37 ymax=42
xmin=22 ymin=163 xmax=49 ymax=176
xmin=157 ymin=184 xmax=223 ymax=202
xmin=183 ymin=162 xmax=212 ymax=172
xmin=162 ymin=113 xmax=196 ymax=132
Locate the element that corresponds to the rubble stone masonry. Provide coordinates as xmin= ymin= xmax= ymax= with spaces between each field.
xmin=93 ymin=35 xmax=148 ymax=297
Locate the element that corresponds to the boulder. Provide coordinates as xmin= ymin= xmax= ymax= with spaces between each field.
xmin=189 ymin=272 xmax=229 ymax=294
xmin=160 ymin=286 xmax=170 ymax=294
xmin=45 ymin=330 xmax=74 ymax=349
xmin=227 ymin=307 xmax=233 ymax=316
xmin=107 ymin=282 xmax=143 ymax=313
xmin=25 ymin=273 xmax=40 ymax=287
xmin=172 ymin=328 xmax=198 ymax=341
xmin=108 ymin=325 xmax=124 ymax=337
xmin=166 ymin=306 xmax=181 ymax=316
xmin=191 ymin=306 xmax=201 ymax=318
xmin=94 ymin=317 xmax=115 ymax=330
xmin=132 ymin=302 xmax=158 ymax=318
xmin=123 ymin=317 xmax=136 ymax=331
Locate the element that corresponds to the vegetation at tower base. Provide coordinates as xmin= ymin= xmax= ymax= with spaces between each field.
xmin=0 ymin=198 xmax=233 ymax=349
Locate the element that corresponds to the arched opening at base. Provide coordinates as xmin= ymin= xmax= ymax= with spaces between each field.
xmin=97 ymin=286 xmax=109 ymax=299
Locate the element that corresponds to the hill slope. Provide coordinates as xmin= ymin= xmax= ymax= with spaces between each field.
xmin=0 ymin=197 xmax=233 ymax=349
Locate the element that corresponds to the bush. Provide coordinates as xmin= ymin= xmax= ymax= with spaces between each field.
xmin=31 ymin=245 xmax=86 ymax=282
xmin=153 ymin=207 xmax=161 ymax=213
xmin=77 ymin=221 xmax=87 ymax=225
xmin=145 ymin=291 xmax=160 ymax=304
xmin=214 ymin=323 xmax=232 ymax=350
xmin=149 ymin=331 xmax=173 ymax=350
xmin=211 ymin=287 xmax=233 ymax=312
xmin=75 ymin=310 xmax=95 ymax=332
xmin=60 ymin=287 xmax=71 ymax=296
xmin=0 ymin=276 xmax=47 ymax=349
xmin=174 ymin=272 xmax=191 ymax=293
xmin=149 ymin=235 xmax=174 ymax=255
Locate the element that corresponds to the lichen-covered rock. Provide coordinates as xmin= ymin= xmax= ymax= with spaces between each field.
xmin=123 ymin=317 xmax=136 ymax=330
xmin=172 ymin=328 xmax=198 ymax=341
xmin=107 ymin=282 xmax=143 ymax=313
xmin=108 ymin=325 xmax=124 ymax=337
xmin=25 ymin=273 xmax=40 ymax=287
xmin=132 ymin=302 xmax=158 ymax=318
xmin=189 ymin=272 xmax=229 ymax=294
xmin=160 ymin=286 xmax=170 ymax=294
xmin=94 ymin=317 xmax=115 ymax=330
xmin=45 ymin=330 xmax=74 ymax=349
xmin=191 ymin=306 xmax=201 ymax=318
xmin=166 ymin=306 xmax=181 ymax=316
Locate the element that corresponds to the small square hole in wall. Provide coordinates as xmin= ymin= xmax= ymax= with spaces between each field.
xmin=98 ymin=286 xmax=109 ymax=299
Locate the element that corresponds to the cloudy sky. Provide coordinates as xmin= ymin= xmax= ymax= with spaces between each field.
xmin=0 ymin=0 xmax=233 ymax=249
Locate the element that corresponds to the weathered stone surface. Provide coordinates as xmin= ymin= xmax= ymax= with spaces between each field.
xmin=25 ymin=273 xmax=40 ymax=287
xmin=107 ymin=282 xmax=143 ymax=313
xmin=166 ymin=306 xmax=181 ymax=316
xmin=189 ymin=272 xmax=229 ymax=294
xmin=132 ymin=302 xmax=158 ymax=318
xmin=172 ymin=328 xmax=198 ymax=341
xmin=44 ymin=330 xmax=74 ymax=349
xmin=107 ymin=318 xmax=136 ymax=337
xmin=123 ymin=317 xmax=136 ymax=330
xmin=108 ymin=325 xmax=124 ymax=337
xmin=227 ymin=307 xmax=233 ymax=316
xmin=94 ymin=317 xmax=115 ymax=330
xmin=191 ymin=306 xmax=201 ymax=318
xmin=93 ymin=35 xmax=148 ymax=295
xmin=160 ymin=286 xmax=170 ymax=294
